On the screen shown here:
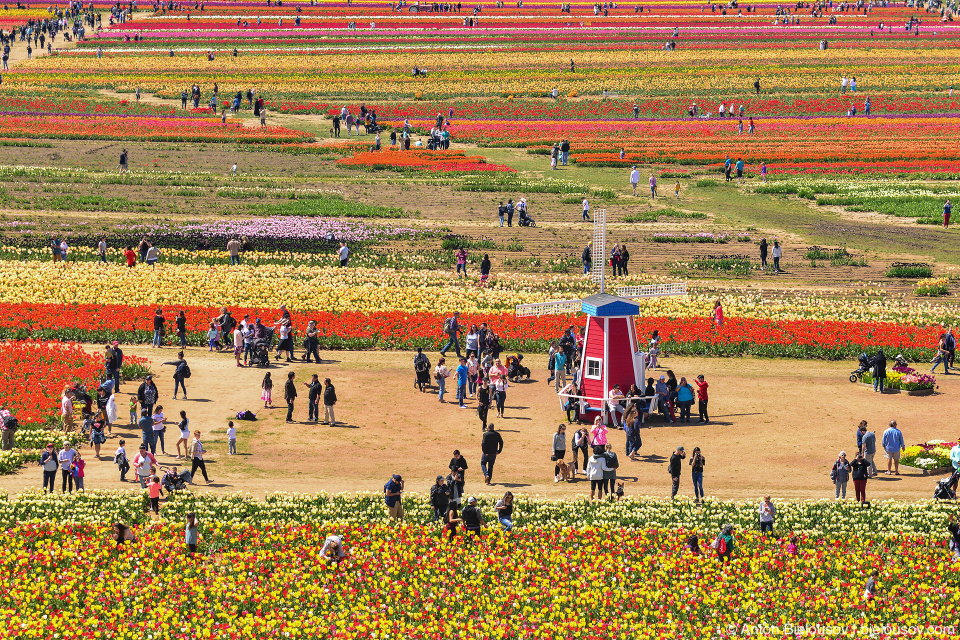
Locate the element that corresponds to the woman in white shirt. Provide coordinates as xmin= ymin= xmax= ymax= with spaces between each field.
xmin=152 ymin=405 xmax=166 ymax=455
xmin=465 ymin=325 xmax=480 ymax=358
xmin=586 ymin=447 xmax=613 ymax=500
xmin=435 ymin=357 xmax=450 ymax=403
xmin=233 ymin=326 xmax=245 ymax=367
xmin=494 ymin=375 xmax=508 ymax=419
xmin=772 ymin=241 xmax=783 ymax=273
xmin=175 ymin=410 xmax=190 ymax=460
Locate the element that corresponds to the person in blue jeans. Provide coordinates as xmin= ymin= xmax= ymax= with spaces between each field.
xmin=494 ymin=492 xmax=514 ymax=530
xmin=439 ymin=311 xmax=462 ymax=358
xmin=456 ymin=357 xmax=469 ymax=408
xmin=138 ymin=409 xmax=155 ymax=453
xmin=582 ymin=242 xmax=592 ymax=274
xmin=689 ymin=447 xmax=705 ymax=503
xmin=435 ymin=358 xmax=449 ymax=402
xmin=933 ymin=336 xmax=950 ymax=375
xmin=152 ymin=308 xmax=166 ymax=347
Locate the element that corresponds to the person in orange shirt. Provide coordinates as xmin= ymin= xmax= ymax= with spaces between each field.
xmin=146 ymin=475 xmax=164 ymax=514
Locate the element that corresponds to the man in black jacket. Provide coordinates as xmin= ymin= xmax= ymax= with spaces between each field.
xmin=480 ymin=424 xmax=504 ymax=484
xmin=323 ymin=378 xmax=338 ymax=425
xmin=430 ymin=475 xmax=450 ymax=522
xmin=110 ymin=341 xmax=124 ymax=392
xmin=581 ymin=241 xmax=592 ymax=274
xmin=284 ymin=372 xmax=297 ymax=423
xmin=304 ymin=374 xmax=322 ymax=422
xmin=669 ymin=446 xmax=685 ymax=499
xmin=449 ymin=450 xmax=468 ymax=495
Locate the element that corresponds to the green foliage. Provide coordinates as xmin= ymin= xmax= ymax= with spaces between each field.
xmin=886 ymin=262 xmax=933 ymax=278
xmin=248 ymin=193 xmax=406 ymax=218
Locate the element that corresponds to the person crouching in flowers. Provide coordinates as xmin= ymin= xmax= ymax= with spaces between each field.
xmin=320 ymin=534 xmax=346 ymax=564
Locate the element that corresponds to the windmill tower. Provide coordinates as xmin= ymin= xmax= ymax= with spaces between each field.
xmin=516 ymin=209 xmax=686 ymax=424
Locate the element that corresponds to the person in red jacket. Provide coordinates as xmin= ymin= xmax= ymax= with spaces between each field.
xmin=695 ymin=375 xmax=709 ymax=424
xmin=124 ymin=246 xmax=136 ymax=267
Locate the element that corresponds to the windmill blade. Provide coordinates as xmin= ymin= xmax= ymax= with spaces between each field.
xmin=516 ymin=299 xmax=582 ymax=317
xmin=591 ymin=208 xmax=606 ymax=292
xmin=616 ymin=283 xmax=688 ymax=298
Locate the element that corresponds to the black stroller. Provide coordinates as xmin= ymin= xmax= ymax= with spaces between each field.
xmin=934 ymin=469 xmax=959 ymax=500
xmin=518 ymin=209 xmax=536 ymax=227
xmin=849 ymin=352 xmax=871 ymax=383
xmin=506 ymin=354 xmax=530 ymax=381
xmin=248 ymin=327 xmax=275 ymax=367
xmin=161 ymin=467 xmax=192 ymax=492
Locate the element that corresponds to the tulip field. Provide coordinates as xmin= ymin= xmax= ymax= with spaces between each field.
xmin=6 ymin=4 xmax=960 ymax=636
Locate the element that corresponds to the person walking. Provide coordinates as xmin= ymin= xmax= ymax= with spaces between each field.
xmin=771 ymin=240 xmax=782 ymax=273
xmin=384 ymin=474 xmax=404 ymax=519
xmin=669 ymin=446 xmax=685 ymax=498
xmin=831 ymin=451 xmax=852 ymax=499
xmin=582 ymin=197 xmax=591 ymax=222
xmin=586 ymin=446 xmax=613 ymax=500
xmin=649 ymin=173 xmax=657 ymax=199
xmin=440 ymin=311 xmax=462 ymax=358
xmin=480 ymin=424 xmax=503 ymax=484
xmin=882 ymin=420 xmax=905 ymax=475
xmin=852 ymin=451 xmax=870 ymax=503
xmin=174 ymin=411 xmax=190 ymax=459
xmin=759 ymin=238 xmax=768 ymax=270
xmin=477 ymin=378 xmax=491 ymax=429
xmin=284 ymin=372 xmax=297 ymax=423
xmin=261 ymin=372 xmax=274 ymax=408
xmin=322 ymin=378 xmax=338 ymax=425
xmin=189 ymin=430 xmax=211 ymax=483
xmin=553 ymin=424 xmax=567 ymax=482
xmin=151 ymin=405 xmax=167 ymax=456
xmin=759 ymin=496 xmax=776 ymax=533
xmin=456 ymin=357 xmax=469 ymax=408
xmin=629 ymin=166 xmax=640 ymax=196
xmin=582 ymin=241 xmax=592 ymax=274
xmin=493 ymin=373 xmax=508 ymax=419
xmin=689 ymin=446 xmax=705 ymax=503
xmin=859 ymin=422 xmax=878 ymax=477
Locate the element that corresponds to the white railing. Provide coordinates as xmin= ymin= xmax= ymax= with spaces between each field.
xmin=616 ymin=282 xmax=687 ymax=298
xmin=516 ymin=299 xmax=582 ymax=317
xmin=591 ymin=208 xmax=606 ymax=290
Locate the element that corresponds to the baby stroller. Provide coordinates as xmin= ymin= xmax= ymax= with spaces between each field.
xmin=248 ymin=327 xmax=275 ymax=367
xmin=894 ymin=354 xmax=910 ymax=369
xmin=518 ymin=209 xmax=536 ymax=227
xmin=934 ymin=469 xmax=959 ymax=500
xmin=506 ymin=354 xmax=530 ymax=381
xmin=849 ymin=352 xmax=871 ymax=383
xmin=161 ymin=467 xmax=192 ymax=492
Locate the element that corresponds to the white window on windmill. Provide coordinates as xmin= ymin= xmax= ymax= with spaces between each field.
xmin=585 ymin=357 xmax=602 ymax=380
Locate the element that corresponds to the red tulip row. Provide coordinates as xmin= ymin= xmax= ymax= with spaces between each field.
xmin=0 ymin=302 xmax=940 ymax=361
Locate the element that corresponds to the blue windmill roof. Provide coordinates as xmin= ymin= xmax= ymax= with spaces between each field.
xmin=581 ymin=293 xmax=640 ymax=317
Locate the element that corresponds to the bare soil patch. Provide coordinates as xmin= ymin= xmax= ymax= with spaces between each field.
xmin=0 ymin=346 xmax=951 ymax=502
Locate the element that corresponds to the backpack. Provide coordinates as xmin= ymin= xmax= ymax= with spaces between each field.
xmin=442 ymin=317 xmax=453 ymax=334
xmin=179 ymin=363 xmax=192 ymax=379
xmin=1 ymin=415 xmax=18 ymax=432
xmin=237 ymin=410 xmax=257 ymax=421
xmin=716 ymin=537 xmax=727 ymax=555
xmin=142 ymin=385 xmax=157 ymax=405
xmin=830 ymin=460 xmax=839 ymax=482
xmin=415 ymin=355 xmax=429 ymax=373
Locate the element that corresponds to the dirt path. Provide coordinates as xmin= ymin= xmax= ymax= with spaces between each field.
xmin=0 ymin=346 xmax=952 ymax=502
